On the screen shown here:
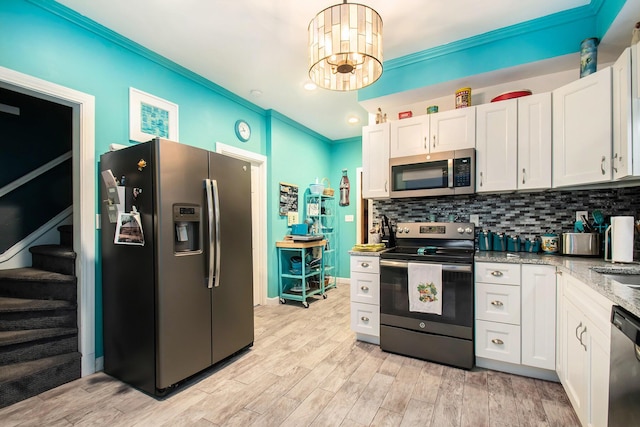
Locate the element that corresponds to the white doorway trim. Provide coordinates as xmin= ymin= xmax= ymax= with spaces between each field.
xmin=215 ymin=143 xmax=267 ymax=306
xmin=0 ymin=66 xmax=96 ymax=376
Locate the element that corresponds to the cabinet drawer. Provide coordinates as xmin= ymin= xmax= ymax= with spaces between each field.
xmin=476 ymin=262 xmax=521 ymax=285
xmin=475 ymin=319 xmax=521 ymax=364
xmin=350 ymin=302 xmax=380 ymax=337
xmin=350 ymin=256 xmax=380 ymax=274
xmin=350 ymin=272 xmax=380 ymax=305
xmin=475 ymin=282 xmax=521 ymax=325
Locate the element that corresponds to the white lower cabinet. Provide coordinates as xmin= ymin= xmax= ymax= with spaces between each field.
xmin=475 ymin=262 xmax=556 ymax=378
xmin=557 ymin=271 xmax=612 ymax=427
xmin=350 ymin=255 xmax=380 ymax=344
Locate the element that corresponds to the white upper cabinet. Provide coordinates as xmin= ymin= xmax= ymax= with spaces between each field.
xmin=518 ymin=93 xmax=552 ymax=189
xmin=476 ymin=99 xmax=518 ymax=192
xmin=552 ymin=67 xmax=612 ymax=187
xmin=362 ymin=122 xmax=390 ymax=199
xmin=612 ymin=47 xmax=633 ymax=179
xmin=390 ymin=115 xmax=429 ymax=158
xmin=429 ymin=107 xmax=476 ymax=152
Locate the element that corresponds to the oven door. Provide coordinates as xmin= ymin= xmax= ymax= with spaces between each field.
xmin=380 ymin=259 xmax=474 ymax=340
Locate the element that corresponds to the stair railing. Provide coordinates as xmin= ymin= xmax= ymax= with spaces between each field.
xmin=0 ymin=150 xmax=72 ymax=264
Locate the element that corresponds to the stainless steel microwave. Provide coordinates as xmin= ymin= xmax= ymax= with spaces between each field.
xmin=389 ymin=148 xmax=475 ymax=198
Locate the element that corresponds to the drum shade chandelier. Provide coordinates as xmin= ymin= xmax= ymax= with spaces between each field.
xmin=308 ymin=1 xmax=383 ymax=91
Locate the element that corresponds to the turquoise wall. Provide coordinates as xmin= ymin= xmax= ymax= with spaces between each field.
xmin=0 ymin=0 xmax=339 ymax=358
xmin=330 ymin=137 xmax=362 ymax=278
xmin=266 ymin=112 xmax=333 ymax=297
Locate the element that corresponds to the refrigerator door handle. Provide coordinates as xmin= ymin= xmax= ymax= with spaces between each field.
xmin=211 ymin=179 xmax=221 ymax=288
xmin=205 ymin=179 xmax=215 ymax=289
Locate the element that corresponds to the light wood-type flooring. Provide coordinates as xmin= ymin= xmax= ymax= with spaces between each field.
xmin=0 ymin=283 xmax=580 ymax=426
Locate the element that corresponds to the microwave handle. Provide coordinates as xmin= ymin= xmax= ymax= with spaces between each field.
xmin=448 ymin=158 xmax=454 ymax=188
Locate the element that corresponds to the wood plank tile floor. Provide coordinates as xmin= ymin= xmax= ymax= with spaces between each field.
xmin=0 ymin=283 xmax=580 ymax=426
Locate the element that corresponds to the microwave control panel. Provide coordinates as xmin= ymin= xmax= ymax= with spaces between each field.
xmin=453 ymin=158 xmax=472 ymax=187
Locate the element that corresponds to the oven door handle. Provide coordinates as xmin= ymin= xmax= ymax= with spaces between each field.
xmin=380 ymin=259 xmax=473 ymax=273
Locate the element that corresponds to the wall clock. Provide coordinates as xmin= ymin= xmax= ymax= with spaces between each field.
xmin=234 ymin=120 xmax=251 ymax=142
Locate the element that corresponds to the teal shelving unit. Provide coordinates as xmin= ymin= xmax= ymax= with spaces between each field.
xmin=276 ymin=239 xmax=326 ymax=308
xmin=305 ymin=193 xmax=337 ymax=291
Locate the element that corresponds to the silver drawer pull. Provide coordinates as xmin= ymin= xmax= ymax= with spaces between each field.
xmin=491 ymin=271 xmax=503 ymax=277
xmin=361 ymin=316 xmax=369 ymax=322
xmin=491 ymin=300 xmax=504 ymax=307
xmin=491 ymin=338 xmax=504 ymax=345
xmin=360 ymin=262 xmax=369 ymax=268
xmin=360 ymin=286 xmax=369 ymax=291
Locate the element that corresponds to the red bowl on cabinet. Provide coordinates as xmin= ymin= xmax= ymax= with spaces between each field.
xmin=491 ymin=90 xmax=532 ymax=102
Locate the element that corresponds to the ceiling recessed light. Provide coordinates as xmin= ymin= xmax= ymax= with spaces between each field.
xmin=303 ymin=82 xmax=317 ymax=91
xmin=348 ymin=116 xmax=360 ymax=124
xmin=249 ymin=89 xmax=262 ymax=97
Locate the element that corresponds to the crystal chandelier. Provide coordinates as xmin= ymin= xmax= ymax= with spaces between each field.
xmin=308 ymin=1 xmax=383 ymax=91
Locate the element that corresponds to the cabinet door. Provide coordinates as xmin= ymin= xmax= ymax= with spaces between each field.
xmin=390 ymin=115 xmax=429 ymax=157
xmin=362 ymin=123 xmax=390 ymax=198
xmin=552 ymin=67 xmax=612 ymax=187
xmin=587 ymin=321 xmax=610 ymax=427
xmin=476 ymin=99 xmax=518 ymax=192
xmin=518 ymin=93 xmax=552 ymax=190
xmin=561 ymin=298 xmax=588 ymax=427
xmin=521 ymin=265 xmax=556 ymax=370
xmin=429 ymin=107 xmax=476 ymax=152
xmin=612 ymin=47 xmax=633 ymax=179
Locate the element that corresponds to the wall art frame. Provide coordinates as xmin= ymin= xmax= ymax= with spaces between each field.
xmin=129 ymin=87 xmax=179 ymax=143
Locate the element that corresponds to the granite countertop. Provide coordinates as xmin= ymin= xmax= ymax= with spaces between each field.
xmin=475 ymin=251 xmax=640 ymax=318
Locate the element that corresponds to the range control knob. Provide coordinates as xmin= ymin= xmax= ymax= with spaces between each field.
xmin=465 ymin=227 xmax=473 ymax=234
xmin=403 ymin=227 xmax=410 ymax=234
xmin=457 ymin=227 xmax=465 ymax=234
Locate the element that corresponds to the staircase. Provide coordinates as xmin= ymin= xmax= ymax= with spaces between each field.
xmin=0 ymin=225 xmax=80 ymax=409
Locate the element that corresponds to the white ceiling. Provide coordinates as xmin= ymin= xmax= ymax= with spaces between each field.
xmin=55 ymin=0 xmax=638 ymax=140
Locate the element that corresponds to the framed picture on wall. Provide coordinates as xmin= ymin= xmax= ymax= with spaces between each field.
xmin=129 ymin=87 xmax=179 ymax=143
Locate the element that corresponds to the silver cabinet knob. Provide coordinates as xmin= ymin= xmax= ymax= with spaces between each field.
xmin=491 ymin=338 xmax=504 ymax=345
xmin=360 ymin=262 xmax=369 ymax=268
xmin=491 ymin=271 xmax=503 ymax=277
xmin=360 ymin=286 xmax=369 ymax=291
xmin=361 ymin=316 xmax=369 ymax=322
xmin=490 ymin=300 xmax=504 ymax=307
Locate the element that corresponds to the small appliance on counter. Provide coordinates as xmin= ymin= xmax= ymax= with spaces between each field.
xmin=562 ymin=232 xmax=601 ymax=256
xmin=605 ymin=216 xmax=635 ymax=263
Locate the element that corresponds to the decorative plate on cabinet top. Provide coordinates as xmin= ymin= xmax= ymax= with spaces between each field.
xmin=491 ymin=90 xmax=532 ymax=102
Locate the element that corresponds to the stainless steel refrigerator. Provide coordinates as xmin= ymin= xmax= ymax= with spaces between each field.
xmin=100 ymin=138 xmax=253 ymax=396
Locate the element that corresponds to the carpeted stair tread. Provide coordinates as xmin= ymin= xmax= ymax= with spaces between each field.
xmin=0 ymin=267 xmax=75 ymax=284
xmin=0 ymin=352 xmax=80 ymax=383
xmin=28 ymin=245 xmax=76 ymax=260
xmin=0 ymin=296 xmax=74 ymax=313
xmin=0 ymin=328 xmax=77 ymax=347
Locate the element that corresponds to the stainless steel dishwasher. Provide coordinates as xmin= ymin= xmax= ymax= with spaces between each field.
xmin=608 ymin=305 xmax=640 ymax=427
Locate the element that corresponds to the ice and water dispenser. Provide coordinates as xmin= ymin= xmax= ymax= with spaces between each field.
xmin=173 ymin=204 xmax=201 ymax=253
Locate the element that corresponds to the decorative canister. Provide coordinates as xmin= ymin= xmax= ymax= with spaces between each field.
xmin=507 ymin=235 xmax=520 ymax=252
xmin=455 ymin=87 xmax=471 ymax=109
xmin=492 ymin=232 xmax=506 ymax=252
xmin=426 ymin=105 xmax=439 ymax=114
xmin=478 ymin=230 xmax=493 ymax=251
xmin=540 ymin=232 xmax=559 ymax=254
xmin=580 ymin=37 xmax=599 ymax=78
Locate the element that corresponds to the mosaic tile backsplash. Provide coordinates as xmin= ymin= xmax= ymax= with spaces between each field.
xmin=372 ymin=186 xmax=640 ymax=258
